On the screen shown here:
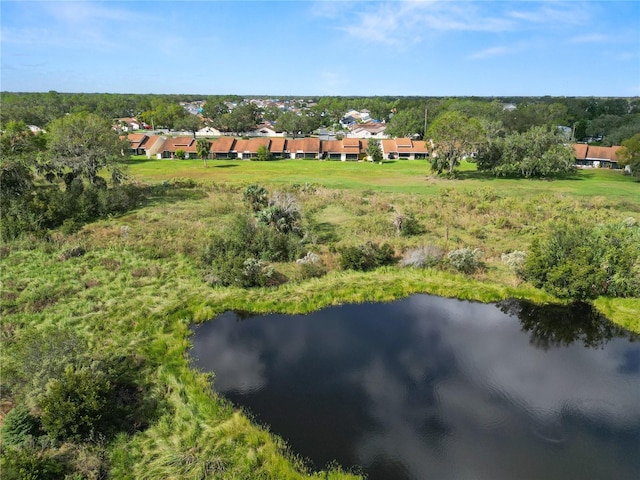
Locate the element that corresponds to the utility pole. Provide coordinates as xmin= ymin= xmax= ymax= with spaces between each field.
xmin=424 ymin=107 xmax=428 ymax=139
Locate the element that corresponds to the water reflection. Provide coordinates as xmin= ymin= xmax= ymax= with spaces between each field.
xmin=498 ymin=299 xmax=636 ymax=349
xmin=190 ymin=296 xmax=640 ymax=480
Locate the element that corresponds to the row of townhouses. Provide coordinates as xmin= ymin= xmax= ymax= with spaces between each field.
xmin=127 ymin=133 xmax=623 ymax=167
xmin=127 ymin=134 xmax=427 ymax=161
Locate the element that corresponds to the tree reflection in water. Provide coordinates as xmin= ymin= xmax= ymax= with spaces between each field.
xmin=497 ymin=299 xmax=637 ymax=350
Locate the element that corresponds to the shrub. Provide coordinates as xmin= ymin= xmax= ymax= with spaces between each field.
xmin=39 ymin=365 xmax=114 ymax=441
xmin=339 ymin=242 xmax=397 ymax=271
xmin=1 ymin=405 xmax=42 ymax=447
xmin=447 ymin=247 xmax=483 ymax=274
xmin=174 ymin=149 xmax=186 ymax=160
xmin=253 ymin=145 xmax=273 ymax=161
xmin=256 ymin=191 xmax=303 ymax=236
xmin=0 ymin=446 xmax=67 ymax=480
xmin=400 ymin=245 xmax=444 ymax=268
xmin=3 ymin=326 xmax=88 ymax=402
xmin=501 ymin=251 xmax=527 ymax=277
xmin=202 ymin=214 xmax=302 ymax=287
xmin=240 ymin=258 xmax=274 ymax=288
xmin=1 ymin=179 xmax=142 ymax=240
xmin=394 ymin=212 xmax=424 ymax=237
xmin=525 ymin=219 xmax=640 ymax=300
xmin=243 ymin=184 xmax=269 ymax=212
xmin=297 ymin=251 xmax=326 ymax=279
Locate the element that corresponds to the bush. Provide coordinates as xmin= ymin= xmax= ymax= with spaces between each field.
xmin=243 ymin=184 xmax=269 ymax=212
xmin=339 ymin=242 xmax=397 ymax=271
xmin=3 ymin=326 xmax=88 ymax=403
xmin=0 ymin=446 xmax=67 ymax=480
xmin=297 ymin=251 xmax=327 ymax=279
xmin=525 ymin=219 xmax=640 ymax=300
xmin=256 ymin=191 xmax=303 ymax=236
xmin=400 ymin=245 xmax=444 ymax=268
xmin=202 ymin=214 xmax=302 ymax=287
xmin=447 ymin=247 xmax=483 ymax=274
xmin=1 ymin=405 xmax=42 ymax=447
xmin=240 ymin=258 xmax=274 ymax=287
xmin=39 ymin=365 xmax=114 ymax=441
xmin=253 ymin=145 xmax=273 ymax=161
xmin=501 ymin=250 xmax=527 ymax=277
xmin=394 ymin=212 xmax=424 ymax=237
xmin=1 ymin=180 xmax=142 ymax=240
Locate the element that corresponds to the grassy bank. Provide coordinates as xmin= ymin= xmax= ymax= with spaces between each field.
xmin=2 ymin=159 xmax=638 ymax=478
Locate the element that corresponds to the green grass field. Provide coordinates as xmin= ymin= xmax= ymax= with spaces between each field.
xmin=2 ymin=157 xmax=638 ymax=478
xmin=126 ymin=157 xmax=640 ymax=199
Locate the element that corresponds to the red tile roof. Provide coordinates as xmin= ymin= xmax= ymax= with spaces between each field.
xmin=288 ymin=138 xmax=320 ymax=153
xmin=381 ymin=139 xmax=397 ymax=153
xmin=380 ymin=138 xmax=427 ymax=154
xmin=573 ymin=144 xmax=588 ymax=160
xmin=233 ymin=138 xmax=270 ymax=153
xmin=343 ymin=138 xmax=360 ymax=149
xmin=210 ymin=136 xmax=236 ymax=153
xmin=162 ymin=136 xmax=196 ymax=153
xmin=412 ymin=140 xmax=428 ymax=153
xmin=269 ymin=137 xmax=286 ymax=153
xmin=127 ymin=133 xmax=146 ymax=146
xmin=585 ymin=145 xmax=621 ymax=161
xmin=140 ymin=135 xmax=162 ymax=150
xmin=321 ymin=140 xmax=344 ymax=153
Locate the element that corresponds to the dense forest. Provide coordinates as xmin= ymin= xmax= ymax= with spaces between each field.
xmin=2 ymin=91 xmax=640 ymax=145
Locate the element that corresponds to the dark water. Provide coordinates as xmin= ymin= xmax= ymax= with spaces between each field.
xmin=189 ymin=295 xmax=640 ymax=480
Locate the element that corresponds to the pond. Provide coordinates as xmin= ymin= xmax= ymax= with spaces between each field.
xmin=189 ymin=295 xmax=640 ymax=480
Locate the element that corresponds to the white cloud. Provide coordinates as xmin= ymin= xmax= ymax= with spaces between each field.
xmin=507 ymin=2 xmax=590 ymax=26
xmin=341 ymin=1 xmax=516 ymax=45
xmin=44 ymin=1 xmax=133 ymax=24
xmin=469 ymin=45 xmax=511 ymax=60
xmin=340 ymin=1 xmax=598 ymax=46
xmin=571 ymin=33 xmax=610 ymax=44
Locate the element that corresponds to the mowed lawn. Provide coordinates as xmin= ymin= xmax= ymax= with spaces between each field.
xmin=125 ymin=157 xmax=640 ymax=200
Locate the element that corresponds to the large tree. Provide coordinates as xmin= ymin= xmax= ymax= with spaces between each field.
xmin=137 ymin=101 xmax=187 ymax=130
xmin=385 ymin=107 xmax=425 ymax=138
xmin=175 ymin=114 xmax=202 ymax=137
xmin=427 ymin=111 xmax=485 ymax=175
xmin=478 ymin=126 xmax=575 ymax=178
xmin=47 ymin=112 xmax=127 ymax=185
xmin=201 ymin=98 xmax=229 ymax=127
xmin=618 ymin=133 xmax=640 ymax=179
xmin=220 ymin=103 xmax=260 ymax=134
xmin=275 ymin=111 xmax=319 ymax=137
xmin=503 ymin=102 xmax=569 ymax=133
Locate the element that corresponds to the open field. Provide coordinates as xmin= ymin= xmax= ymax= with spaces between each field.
xmin=126 ymin=157 xmax=640 ymax=199
xmin=2 ymin=158 xmax=638 ymax=478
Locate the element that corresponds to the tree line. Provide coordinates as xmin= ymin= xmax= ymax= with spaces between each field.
xmin=3 ymin=92 xmax=639 ymax=144
xmin=0 ymin=114 xmax=138 ymax=239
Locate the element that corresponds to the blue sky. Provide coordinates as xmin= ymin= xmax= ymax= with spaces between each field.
xmin=2 ymin=1 xmax=639 ymax=96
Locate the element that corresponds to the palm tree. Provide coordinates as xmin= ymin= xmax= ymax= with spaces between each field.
xmin=196 ymin=138 xmax=211 ymax=167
